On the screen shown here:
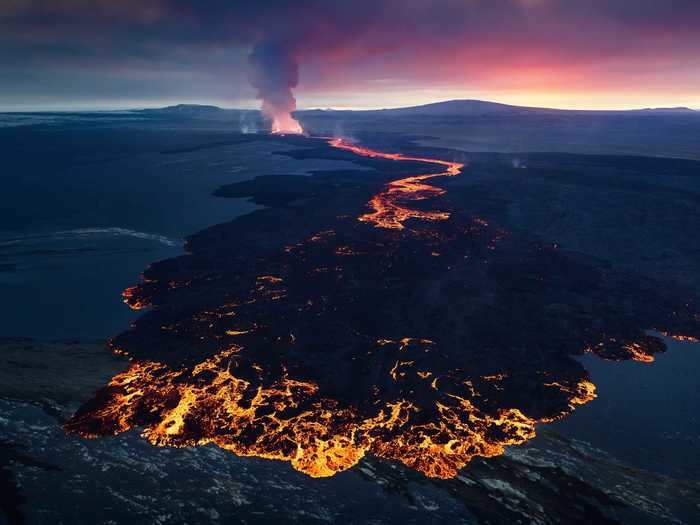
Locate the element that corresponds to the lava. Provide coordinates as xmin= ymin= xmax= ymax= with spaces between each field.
xmin=270 ymin=112 xmax=304 ymax=135
xmin=328 ymin=138 xmax=463 ymax=229
xmin=122 ymin=285 xmax=148 ymax=310
xmin=624 ymin=342 xmax=656 ymax=363
xmin=66 ymin=341 xmax=544 ymax=479
xmin=66 ymin=135 xmax=700 ymax=481
xmin=659 ymin=331 xmax=699 ymax=343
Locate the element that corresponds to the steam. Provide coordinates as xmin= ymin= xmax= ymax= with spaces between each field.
xmin=511 ymin=157 xmax=527 ymax=169
xmin=238 ymin=111 xmax=259 ymax=134
xmin=249 ymin=41 xmax=303 ymax=134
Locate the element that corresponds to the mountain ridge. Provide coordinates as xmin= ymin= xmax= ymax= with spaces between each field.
xmin=137 ymin=100 xmax=697 ymax=117
xmin=302 ymin=99 xmax=697 ymax=116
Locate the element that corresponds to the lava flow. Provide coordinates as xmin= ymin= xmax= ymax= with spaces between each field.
xmin=328 ymin=138 xmax=463 ymax=229
xmin=66 ymin=135 xmax=700 ymax=481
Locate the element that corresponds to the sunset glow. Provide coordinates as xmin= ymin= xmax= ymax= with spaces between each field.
xmin=2 ymin=1 xmax=699 ymax=111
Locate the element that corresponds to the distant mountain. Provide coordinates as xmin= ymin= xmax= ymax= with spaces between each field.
xmin=373 ymin=99 xmax=548 ymax=116
xmin=137 ymin=101 xmax=696 ymax=119
xmin=139 ymin=104 xmax=228 ymax=116
xmin=633 ymin=107 xmax=696 ymax=114
xmin=303 ymin=99 xmax=697 ymax=117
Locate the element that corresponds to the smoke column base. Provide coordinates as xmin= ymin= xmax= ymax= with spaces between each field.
xmin=270 ymin=112 xmax=304 ymax=134
xmin=249 ymin=41 xmax=305 ymax=135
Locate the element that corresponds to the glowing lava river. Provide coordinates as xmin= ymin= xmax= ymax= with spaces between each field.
xmin=66 ymin=134 xmax=700 ymax=479
xmin=328 ymin=138 xmax=463 ymax=229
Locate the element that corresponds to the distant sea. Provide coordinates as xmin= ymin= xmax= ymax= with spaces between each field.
xmin=0 ymin=118 xmax=263 ymax=338
xmin=0 ymin=115 xmax=366 ymax=338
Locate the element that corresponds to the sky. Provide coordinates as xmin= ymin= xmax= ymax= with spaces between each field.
xmin=1 ymin=0 xmax=699 ymax=111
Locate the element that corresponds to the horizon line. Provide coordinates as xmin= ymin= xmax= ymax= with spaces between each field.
xmin=1 ymin=97 xmax=698 ymax=114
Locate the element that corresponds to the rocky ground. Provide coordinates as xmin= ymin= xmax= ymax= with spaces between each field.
xmin=2 ymin=124 xmax=699 ymax=524
xmin=2 ymin=344 xmax=699 ymax=523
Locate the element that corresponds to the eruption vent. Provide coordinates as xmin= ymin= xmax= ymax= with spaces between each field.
xmin=249 ymin=42 xmax=304 ymax=134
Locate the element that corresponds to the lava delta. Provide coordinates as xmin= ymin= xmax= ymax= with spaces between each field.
xmin=66 ymin=136 xmax=700 ymax=479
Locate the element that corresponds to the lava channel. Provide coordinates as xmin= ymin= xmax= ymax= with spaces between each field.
xmin=328 ymin=138 xmax=463 ymax=229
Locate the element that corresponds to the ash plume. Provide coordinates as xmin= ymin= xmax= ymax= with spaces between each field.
xmin=248 ymin=41 xmax=303 ymax=134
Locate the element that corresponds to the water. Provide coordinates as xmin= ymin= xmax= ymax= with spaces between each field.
xmin=553 ymin=335 xmax=700 ymax=481
xmin=0 ymin=122 xmax=359 ymax=338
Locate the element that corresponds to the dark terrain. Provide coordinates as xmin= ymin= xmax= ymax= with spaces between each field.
xmin=1 ymin=104 xmax=699 ymax=524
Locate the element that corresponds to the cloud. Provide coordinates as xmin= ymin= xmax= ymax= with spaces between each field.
xmin=1 ymin=1 xmax=699 ymax=107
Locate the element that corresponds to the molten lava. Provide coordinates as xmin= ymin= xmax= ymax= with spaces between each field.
xmin=659 ymin=331 xmax=699 ymax=343
xmin=66 ymin=135 xmax=700 ymax=481
xmin=328 ymin=138 xmax=463 ymax=229
xmin=270 ymin=111 xmax=304 ymax=135
xmin=66 ymin=340 xmax=549 ymax=479
xmin=122 ymin=285 xmax=148 ymax=310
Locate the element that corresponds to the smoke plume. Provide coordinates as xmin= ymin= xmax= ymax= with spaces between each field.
xmin=249 ymin=41 xmax=303 ymax=134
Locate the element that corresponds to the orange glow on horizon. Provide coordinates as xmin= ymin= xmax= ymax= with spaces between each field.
xmin=296 ymin=90 xmax=700 ymax=112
